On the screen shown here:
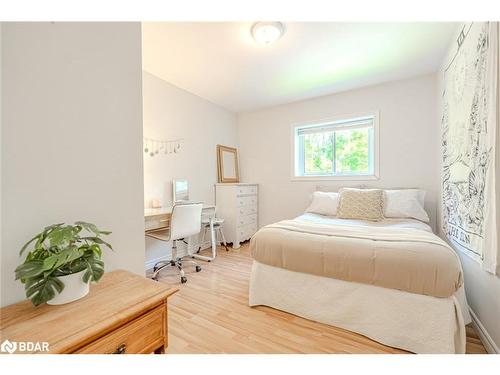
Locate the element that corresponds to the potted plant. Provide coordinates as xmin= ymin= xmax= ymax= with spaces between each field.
xmin=15 ymin=222 xmax=112 ymax=306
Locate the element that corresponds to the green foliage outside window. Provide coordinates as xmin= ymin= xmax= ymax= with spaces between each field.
xmin=335 ymin=128 xmax=370 ymax=174
xmin=302 ymin=128 xmax=370 ymax=175
xmin=304 ymin=133 xmax=333 ymax=174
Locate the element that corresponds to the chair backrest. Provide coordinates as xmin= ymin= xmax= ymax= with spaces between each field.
xmin=170 ymin=203 xmax=203 ymax=241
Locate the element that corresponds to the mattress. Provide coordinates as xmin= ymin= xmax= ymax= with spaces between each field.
xmin=250 ymin=213 xmax=463 ymax=298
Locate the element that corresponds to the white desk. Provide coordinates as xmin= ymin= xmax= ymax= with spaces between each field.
xmin=144 ymin=204 xmax=217 ymax=261
xmin=144 ymin=204 xmax=215 ymax=218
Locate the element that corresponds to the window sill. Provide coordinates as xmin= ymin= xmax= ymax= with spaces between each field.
xmin=290 ymin=174 xmax=379 ymax=182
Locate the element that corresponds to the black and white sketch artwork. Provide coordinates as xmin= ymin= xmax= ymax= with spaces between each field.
xmin=441 ymin=22 xmax=497 ymax=270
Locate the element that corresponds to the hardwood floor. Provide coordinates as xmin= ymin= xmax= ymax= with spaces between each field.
xmin=150 ymin=243 xmax=488 ymax=354
xmin=465 ymin=325 xmax=489 ymax=354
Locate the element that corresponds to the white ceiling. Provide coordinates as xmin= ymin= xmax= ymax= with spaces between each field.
xmin=142 ymin=22 xmax=458 ymax=113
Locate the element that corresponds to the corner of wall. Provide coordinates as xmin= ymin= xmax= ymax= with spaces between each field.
xmin=469 ymin=307 xmax=500 ymax=353
xmin=436 ymin=21 xmax=500 ymax=351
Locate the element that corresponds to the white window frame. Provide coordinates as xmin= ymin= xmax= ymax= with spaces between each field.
xmin=290 ymin=111 xmax=380 ymax=181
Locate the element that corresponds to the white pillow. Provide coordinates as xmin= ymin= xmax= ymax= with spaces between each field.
xmin=384 ymin=189 xmax=429 ymax=222
xmin=305 ymin=191 xmax=339 ymax=216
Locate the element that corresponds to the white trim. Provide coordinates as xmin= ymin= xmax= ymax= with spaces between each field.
xmin=290 ymin=175 xmax=379 ymax=182
xmin=145 ymin=254 xmax=173 ymax=271
xmin=144 ymin=241 xmax=212 ymax=270
xmin=290 ymin=110 xmax=380 ymax=181
xmin=469 ymin=307 xmax=500 ymax=353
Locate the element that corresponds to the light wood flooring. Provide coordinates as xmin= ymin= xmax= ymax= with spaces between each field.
xmin=149 ymin=243 xmax=487 ymax=354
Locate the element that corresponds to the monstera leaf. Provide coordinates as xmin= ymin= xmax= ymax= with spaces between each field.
xmin=24 ymin=275 xmax=65 ymax=307
xmin=15 ymin=221 xmax=112 ymax=306
xmin=15 ymin=260 xmax=45 ymax=280
xmin=75 ymin=221 xmax=112 ymax=236
xmin=82 ymin=256 xmax=105 ymax=283
xmin=42 ymin=246 xmax=84 ymax=271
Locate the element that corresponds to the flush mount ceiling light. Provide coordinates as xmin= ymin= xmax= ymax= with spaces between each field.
xmin=251 ymin=22 xmax=285 ymax=45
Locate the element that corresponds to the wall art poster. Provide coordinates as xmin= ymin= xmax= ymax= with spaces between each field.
xmin=442 ymin=22 xmax=498 ymax=272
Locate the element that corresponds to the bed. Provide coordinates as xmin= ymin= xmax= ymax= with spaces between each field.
xmin=249 ymin=212 xmax=471 ymax=354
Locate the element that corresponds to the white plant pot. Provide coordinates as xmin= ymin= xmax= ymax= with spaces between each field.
xmin=47 ymin=270 xmax=90 ymax=305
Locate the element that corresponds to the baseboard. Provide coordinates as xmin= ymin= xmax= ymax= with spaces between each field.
xmin=145 ymin=242 xmax=212 ymax=270
xmin=469 ymin=308 xmax=500 ymax=354
xmin=145 ymin=254 xmax=175 ymax=271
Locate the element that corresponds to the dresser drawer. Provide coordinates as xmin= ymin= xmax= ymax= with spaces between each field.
xmin=236 ymin=195 xmax=258 ymax=207
xmin=236 ymin=185 xmax=258 ymax=196
xmin=75 ymin=305 xmax=165 ymax=354
xmin=237 ymin=205 xmax=257 ymax=216
xmin=247 ymin=223 xmax=258 ymax=237
xmin=237 ymin=223 xmax=258 ymax=241
xmin=236 ymin=213 xmax=257 ymax=227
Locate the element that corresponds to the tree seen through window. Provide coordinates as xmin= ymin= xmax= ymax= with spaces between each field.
xmin=302 ymin=128 xmax=370 ymax=175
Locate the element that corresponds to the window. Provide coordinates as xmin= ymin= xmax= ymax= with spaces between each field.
xmin=292 ymin=113 xmax=378 ymax=180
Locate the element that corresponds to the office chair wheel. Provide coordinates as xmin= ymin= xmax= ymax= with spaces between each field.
xmin=195 ymin=265 xmax=202 ymax=272
xmin=152 ymin=276 xmax=158 ymax=282
xmin=180 ymin=276 xmax=187 ymax=284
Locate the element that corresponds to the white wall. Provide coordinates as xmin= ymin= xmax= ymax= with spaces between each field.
xmin=0 ymin=24 xmax=3 ymax=297
xmin=237 ymin=74 xmax=440 ymax=229
xmin=1 ymin=22 xmax=145 ymax=307
xmin=143 ymin=72 xmax=237 ymax=267
xmin=437 ymin=23 xmax=500 ymax=351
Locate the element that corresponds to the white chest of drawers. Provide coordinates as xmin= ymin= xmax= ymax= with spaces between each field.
xmin=215 ymin=183 xmax=258 ymax=249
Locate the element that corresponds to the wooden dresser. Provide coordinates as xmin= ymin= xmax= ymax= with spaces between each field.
xmin=0 ymin=270 xmax=178 ymax=354
xmin=215 ymin=183 xmax=258 ymax=249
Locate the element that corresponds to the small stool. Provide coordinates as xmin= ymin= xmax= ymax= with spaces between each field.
xmin=193 ymin=217 xmax=228 ymax=262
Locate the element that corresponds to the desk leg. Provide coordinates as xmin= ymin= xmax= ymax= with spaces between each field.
xmin=209 ymin=218 xmax=216 ymax=259
xmin=192 ymin=218 xmax=217 ymax=262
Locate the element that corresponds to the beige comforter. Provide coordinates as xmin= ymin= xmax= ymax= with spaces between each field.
xmin=250 ymin=214 xmax=463 ymax=298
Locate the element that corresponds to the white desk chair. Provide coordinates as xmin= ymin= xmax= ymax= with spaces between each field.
xmin=146 ymin=202 xmax=203 ymax=283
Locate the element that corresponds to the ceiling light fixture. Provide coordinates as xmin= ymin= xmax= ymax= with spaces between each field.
xmin=251 ymin=22 xmax=285 ymax=45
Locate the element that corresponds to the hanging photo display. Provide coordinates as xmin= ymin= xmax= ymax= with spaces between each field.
xmin=143 ymin=137 xmax=183 ymax=157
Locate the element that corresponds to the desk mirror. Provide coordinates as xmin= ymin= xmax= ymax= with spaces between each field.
xmin=173 ymin=179 xmax=189 ymax=203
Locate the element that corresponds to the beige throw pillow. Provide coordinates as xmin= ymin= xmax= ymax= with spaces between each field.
xmin=337 ymin=188 xmax=384 ymax=221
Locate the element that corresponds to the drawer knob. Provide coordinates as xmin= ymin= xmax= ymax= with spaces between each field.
xmin=111 ymin=344 xmax=127 ymax=354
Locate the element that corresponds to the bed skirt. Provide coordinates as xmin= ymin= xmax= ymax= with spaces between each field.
xmin=249 ymin=261 xmax=471 ymax=354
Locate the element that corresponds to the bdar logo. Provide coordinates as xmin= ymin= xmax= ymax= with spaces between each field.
xmin=1 ymin=339 xmax=17 ymax=354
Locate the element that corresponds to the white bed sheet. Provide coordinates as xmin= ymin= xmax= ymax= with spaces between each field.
xmin=296 ymin=212 xmax=433 ymax=232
